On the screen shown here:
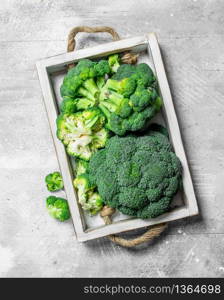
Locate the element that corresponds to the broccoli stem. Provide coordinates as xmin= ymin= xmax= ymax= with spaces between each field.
xmin=99 ymin=101 xmax=117 ymax=113
xmin=98 ymin=104 xmax=111 ymax=120
xmin=105 ymin=79 xmax=121 ymax=92
xmin=107 ymin=90 xmax=124 ymax=104
xmin=84 ymin=115 xmax=99 ymax=128
xmin=96 ymin=76 xmax=106 ymax=89
xmin=82 ymin=78 xmax=99 ymax=97
xmin=76 ymin=97 xmax=95 ymax=110
xmin=78 ymin=87 xmax=96 ymax=101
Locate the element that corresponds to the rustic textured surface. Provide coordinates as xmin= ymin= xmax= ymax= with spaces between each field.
xmin=1 ymin=0 xmax=224 ymax=277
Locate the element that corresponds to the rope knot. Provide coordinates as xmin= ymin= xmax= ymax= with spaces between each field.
xmin=121 ymin=53 xmax=138 ymax=64
xmin=100 ymin=205 xmax=115 ymax=217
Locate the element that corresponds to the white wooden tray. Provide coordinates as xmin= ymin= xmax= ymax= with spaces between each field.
xmin=36 ymin=33 xmax=198 ymax=242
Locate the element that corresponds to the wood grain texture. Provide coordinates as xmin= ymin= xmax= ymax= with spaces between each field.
xmin=0 ymin=0 xmax=224 ymax=277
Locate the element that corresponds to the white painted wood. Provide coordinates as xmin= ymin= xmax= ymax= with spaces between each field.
xmin=36 ymin=34 xmax=199 ymax=242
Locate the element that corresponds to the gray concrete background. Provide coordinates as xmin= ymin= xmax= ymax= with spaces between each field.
xmin=0 ymin=0 xmax=224 ymax=277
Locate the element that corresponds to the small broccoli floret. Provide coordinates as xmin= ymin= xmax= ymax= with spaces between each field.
xmin=45 ymin=171 xmax=64 ymax=192
xmin=130 ymin=86 xmax=158 ymax=112
xmin=94 ymin=60 xmax=110 ymax=76
xmin=112 ymin=64 xmax=136 ymax=80
xmin=87 ymin=128 xmax=182 ymax=219
xmin=88 ymin=192 xmax=103 ymax=215
xmin=46 ymin=196 xmax=70 ymax=221
xmin=113 ymin=63 xmax=156 ymax=87
xmin=73 ymin=174 xmax=103 ymax=214
xmin=108 ymin=54 xmax=120 ymax=73
xmin=92 ymin=128 xmax=110 ymax=149
xmin=73 ymin=173 xmax=94 ymax=206
xmin=73 ymin=173 xmax=94 ymax=194
xmin=60 ymin=97 xmax=77 ymax=114
xmin=76 ymin=159 xmax=89 ymax=176
xmin=56 ymin=108 xmax=108 ymax=160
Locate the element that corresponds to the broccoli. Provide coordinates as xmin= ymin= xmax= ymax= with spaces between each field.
xmin=87 ymin=128 xmax=182 ymax=219
xmin=59 ymin=58 xmax=162 ymax=136
xmin=98 ymin=63 xmax=162 ymax=135
xmin=108 ymin=54 xmax=120 ymax=73
xmin=56 ymin=108 xmax=109 ymax=160
xmin=46 ymin=196 xmax=70 ymax=221
xmin=76 ymin=159 xmax=89 ymax=176
xmin=59 ymin=97 xmax=77 ymax=114
xmin=45 ymin=171 xmax=64 ymax=192
xmin=113 ymin=63 xmax=156 ymax=86
xmin=73 ymin=174 xmax=103 ymax=214
xmin=60 ymin=59 xmax=111 ymax=113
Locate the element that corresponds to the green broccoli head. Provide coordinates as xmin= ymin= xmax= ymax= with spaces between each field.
xmin=45 ymin=171 xmax=64 ymax=192
xmin=87 ymin=129 xmax=182 ymax=219
xmin=56 ymin=108 xmax=109 ymax=160
xmin=98 ymin=63 xmax=162 ymax=136
xmin=60 ymin=59 xmax=110 ymax=113
xmin=46 ymin=196 xmax=70 ymax=221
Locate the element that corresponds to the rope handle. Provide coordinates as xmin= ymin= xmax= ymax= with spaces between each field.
xmin=100 ymin=206 xmax=167 ymax=247
xmin=67 ymin=26 xmax=138 ymax=65
xmin=67 ymin=26 xmax=167 ymax=247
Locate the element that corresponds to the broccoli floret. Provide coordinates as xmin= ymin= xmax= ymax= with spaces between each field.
xmin=88 ymin=192 xmax=103 ymax=215
xmin=108 ymin=54 xmax=120 ymax=73
xmin=87 ymin=128 xmax=182 ymax=219
xmin=60 ymin=58 xmax=162 ymax=136
xmin=113 ymin=63 xmax=156 ymax=87
xmin=73 ymin=173 xmax=94 ymax=191
xmin=60 ymin=97 xmax=77 ymax=114
xmin=97 ymin=63 xmax=162 ymax=135
xmin=94 ymin=60 xmax=110 ymax=76
xmin=56 ymin=108 xmax=108 ymax=160
xmin=76 ymin=159 xmax=89 ymax=176
xmin=46 ymin=196 xmax=70 ymax=221
xmin=45 ymin=171 xmax=64 ymax=192
xmin=130 ymin=86 xmax=158 ymax=112
xmin=60 ymin=59 xmax=110 ymax=113
xmin=73 ymin=174 xmax=103 ymax=214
